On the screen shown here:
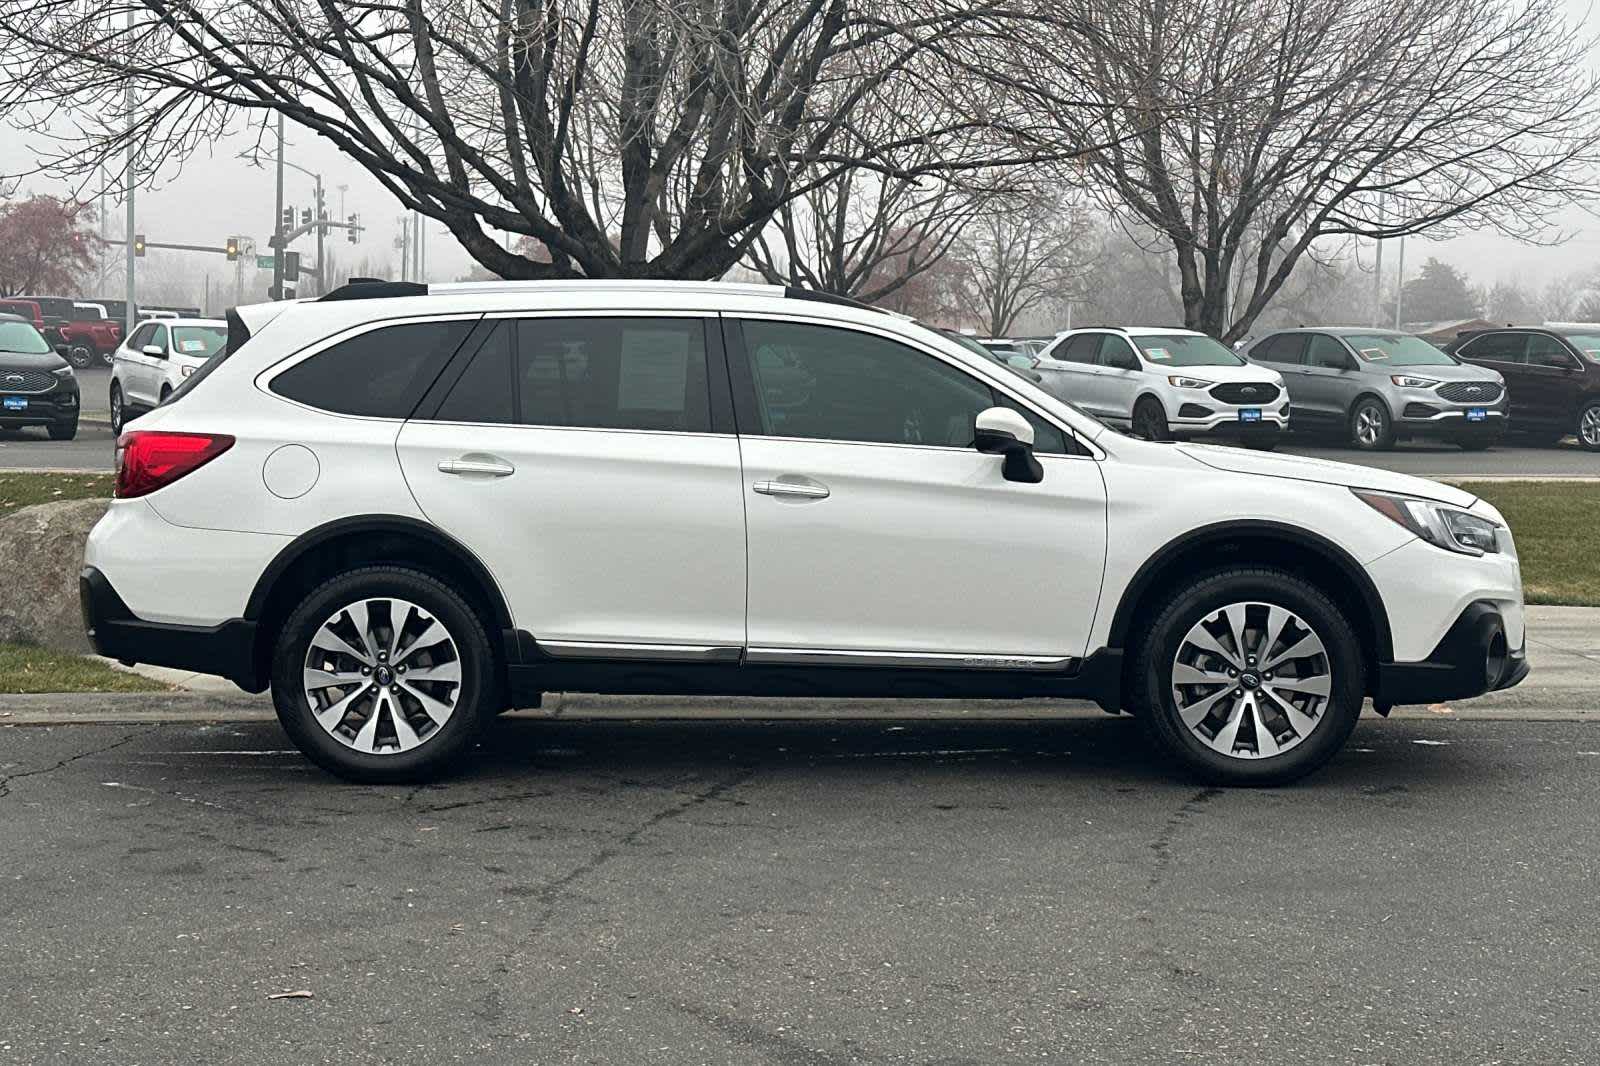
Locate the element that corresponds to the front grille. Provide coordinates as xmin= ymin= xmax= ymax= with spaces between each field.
xmin=0 ymin=369 xmax=56 ymax=395
xmin=1437 ymin=380 xmax=1502 ymax=403
xmin=1210 ymin=382 xmax=1280 ymax=405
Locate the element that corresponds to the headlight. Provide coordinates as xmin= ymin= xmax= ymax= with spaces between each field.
xmin=1390 ymin=374 xmax=1439 ymax=388
xmin=180 ymin=365 xmax=195 ymax=378
xmin=52 ymin=365 xmax=75 ymax=377
xmin=1167 ymin=375 xmax=1211 ymax=389
xmin=1353 ymin=489 xmax=1501 ymax=555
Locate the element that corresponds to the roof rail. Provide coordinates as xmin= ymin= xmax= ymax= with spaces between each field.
xmin=320 ymin=280 xmax=429 ymax=302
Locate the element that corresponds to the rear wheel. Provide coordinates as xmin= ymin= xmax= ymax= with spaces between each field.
xmin=1132 ymin=398 xmax=1171 ymax=441
xmin=1132 ymin=567 xmax=1364 ymax=786
xmin=1349 ymin=397 xmax=1394 ymax=451
xmin=1579 ymin=402 xmax=1600 ymax=452
xmin=271 ymin=566 xmax=498 ymax=783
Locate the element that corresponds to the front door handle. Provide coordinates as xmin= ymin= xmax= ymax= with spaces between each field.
xmin=438 ymin=455 xmax=515 ymax=477
xmin=753 ymin=478 xmax=830 ymax=500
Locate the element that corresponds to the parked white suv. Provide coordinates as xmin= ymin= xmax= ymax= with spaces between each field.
xmin=1036 ymin=327 xmax=1290 ymax=447
xmin=82 ymin=282 xmax=1526 ymax=785
xmin=109 ymin=318 xmax=228 ymax=432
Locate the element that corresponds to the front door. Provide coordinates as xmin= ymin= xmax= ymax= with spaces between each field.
xmin=397 ymin=314 xmax=747 ymax=653
xmin=730 ymin=316 xmax=1108 ymax=663
xmin=1299 ymin=333 xmax=1360 ymax=425
xmin=1456 ymin=331 xmax=1539 ymax=427
xmin=1095 ymin=333 xmax=1146 ymax=422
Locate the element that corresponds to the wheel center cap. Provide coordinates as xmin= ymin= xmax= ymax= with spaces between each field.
xmin=1239 ymin=672 xmax=1262 ymax=690
xmin=374 ymin=666 xmax=394 ymax=686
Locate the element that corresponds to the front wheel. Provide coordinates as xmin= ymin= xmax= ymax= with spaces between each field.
xmin=109 ymin=382 xmax=125 ymax=435
xmin=271 ymin=566 xmax=499 ymax=783
xmin=1579 ymin=402 xmax=1600 ymax=452
xmin=1132 ymin=567 xmax=1365 ymax=786
xmin=1453 ymin=436 xmax=1496 ymax=452
xmin=1132 ymin=398 xmax=1171 ymax=441
xmin=47 ymin=418 xmax=78 ymax=441
xmin=1349 ymin=398 xmax=1394 ymax=451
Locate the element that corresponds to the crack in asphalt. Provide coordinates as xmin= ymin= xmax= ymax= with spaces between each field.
xmin=0 ymin=726 xmax=158 ymax=801
xmin=1144 ymin=786 xmax=1223 ymax=895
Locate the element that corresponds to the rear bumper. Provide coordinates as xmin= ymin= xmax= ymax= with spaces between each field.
xmin=1376 ymin=601 xmax=1527 ymax=707
xmin=80 ymin=566 xmax=264 ymax=692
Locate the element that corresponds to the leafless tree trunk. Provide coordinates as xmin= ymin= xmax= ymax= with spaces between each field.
xmin=957 ymin=196 xmax=1092 ymax=337
xmin=1048 ymin=0 xmax=1600 ymax=341
xmin=0 ymin=0 xmax=1083 ymax=282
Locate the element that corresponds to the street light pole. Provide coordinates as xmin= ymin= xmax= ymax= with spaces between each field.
xmin=315 ymin=172 xmax=325 ymax=296
xmin=273 ymin=113 xmax=285 ymax=300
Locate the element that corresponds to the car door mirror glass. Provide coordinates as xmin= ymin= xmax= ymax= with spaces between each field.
xmin=974 ymin=406 xmax=1043 ymax=484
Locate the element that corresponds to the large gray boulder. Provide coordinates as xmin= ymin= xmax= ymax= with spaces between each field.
xmin=0 ymin=498 xmax=109 ymax=653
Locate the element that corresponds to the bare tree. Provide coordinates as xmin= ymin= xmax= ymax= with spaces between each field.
xmin=1049 ymin=0 xmax=1600 ymax=342
xmin=0 ymin=0 xmax=1077 ymax=282
xmin=957 ymin=195 xmax=1092 ymax=337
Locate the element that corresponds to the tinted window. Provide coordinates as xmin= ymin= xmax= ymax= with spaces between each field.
xmin=1458 ymin=332 xmax=1526 ymax=364
xmin=516 ymin=317 xmax=709 ymax=433
xmin=1305 ymin=335 xmax=1352 ymax=370
xmin=1526 ymin=334 xmax=1577 ymax=369
xmin=1558 ymin=333 xmax=1600 ymax=364
xmin=1253 ymin=333 xmax=1307 ymax=365
xmin=435 ymin=323 xmax=514 ymax=424
xmin=1098 ymin=335 xmax=1140 ymax=370
xmin=272 ymin=319 xmax=475 ymax=418
xmin=128 ymin=324 xmax=156 ymax=349
xmin=742 ymin=320 xmax=1072 ymax=454
xmin=1060 ymin=334 xmax=1100 ymax=364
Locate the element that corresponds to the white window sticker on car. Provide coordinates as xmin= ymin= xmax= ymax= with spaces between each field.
xmin=178 ymin=339 xmax=208 ymax=353
xmin=1146 ymin=347 xmax=1171 ymax=361
xmin=1358 ymin=347 xmax=1389 ymax=361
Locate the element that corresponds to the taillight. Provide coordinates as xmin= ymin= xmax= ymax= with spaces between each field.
xmin=114 ymin=431 xmax=235 ymax=499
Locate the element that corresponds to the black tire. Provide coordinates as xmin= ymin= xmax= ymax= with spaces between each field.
xmin=158 ymin=385 xmax=172 ymax=406
xmin=1348 ymin=397 xmax=1394 ymax=451
xmin=1132 ymin=397 xmax=1171 ymax=441
xmin=100 ymin=348 xmax=114 ymax=368
xmin=1132 ymin=567 xmax=1365 ymax=786
xmin=47 ymin=418 xmax=78 ymax=441
xmin=271 ymin=566 xmax=498 ymax=783
xmin=109 ymin=382 xmax=125 ymax=435
xmin=67 ymin=344 xmax=94 ymax=369
xmin=1578 ymin=401 xmax=1600 ymax=452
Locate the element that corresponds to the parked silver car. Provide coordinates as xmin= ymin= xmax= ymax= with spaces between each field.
xmin=1246 ymin=328 xmax=1507 ymax=451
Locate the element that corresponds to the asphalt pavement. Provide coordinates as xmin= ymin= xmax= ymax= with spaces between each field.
xmin=2 ymin=715 xmax=1598 ymax=1065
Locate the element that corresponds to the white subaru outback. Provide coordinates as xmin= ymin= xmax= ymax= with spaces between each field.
xmin=82 ymin=281 xmax=1527 ymax=785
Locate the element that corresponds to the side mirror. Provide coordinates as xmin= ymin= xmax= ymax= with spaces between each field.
xmin=974 ymin=407 xmax=1044 ymax=484
xmin=143 ymin=344 xmax=166 ymax=359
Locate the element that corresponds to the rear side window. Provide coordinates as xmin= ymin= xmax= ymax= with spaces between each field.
xmin=435 ymin=322 xmax=515 ymax=424
xmin=515 ymin=318 xmax=710 ymax=433
xmin=1253 ymin=333 xmax=1306 ymax=365
xmin=1060 ymin=334 xmax=1100 ymax=364
xmin=1458 ymin=332 xmax=1526 ymax=364
xmin=271 ymin=320 xmax=475 ymax=418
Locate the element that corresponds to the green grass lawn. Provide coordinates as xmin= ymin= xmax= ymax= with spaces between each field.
xmin=0 ymin=472 xmax=116 ymax=518
xmin=1457 ymin=481 xmax=1600 ymax=607
xmin=0 ymin=642 xmax=168 ymax=694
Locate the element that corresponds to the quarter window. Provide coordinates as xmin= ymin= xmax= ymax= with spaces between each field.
xmin=271 ymin=319 xmax=476 ymax=418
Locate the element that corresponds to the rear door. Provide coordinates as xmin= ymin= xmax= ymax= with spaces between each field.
xmin=1036 ymin=333 xmax=1104 ymax=411
xmin=397 ymin=313 xmax=747 ymax=654
xmin=731 ymin=315 xmax=1107 ymax=662
xmin=1250 ymin=333 xmax=1313 ymax=421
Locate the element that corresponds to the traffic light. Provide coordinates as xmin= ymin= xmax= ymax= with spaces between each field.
xmin=347 ymin=213 xmax=360 ymax=244
xmin=284 ymin=250 xmax=301 ymax=277
xmin=280 ymin=206 xmax=294 ymax=230
xmin=224 ymin=236 xmax=239 ymax=261
xmin=133 ymin=234 xmax=146 ymax=257
xmin=300 ymin=208 xmax=312 ymax=227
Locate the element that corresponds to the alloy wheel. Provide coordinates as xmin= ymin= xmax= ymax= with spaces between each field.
xmin=1581 ymin=405 xmax=1600 ymax=448
xmin=109 ymin=388 xmax=122 ymax=433
xmin=1354 ymin=406 xmax=1384 ymax=447
xmin=1170 ymin=601 xmax=1333 ymax=760
xmin=301 ymin=597 xmax=463 ymax=755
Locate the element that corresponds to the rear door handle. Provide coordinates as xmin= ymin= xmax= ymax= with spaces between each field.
xmin=753 ymin=478 xmax=830 ymax=500
xmin=438 ymin=455 xmax=515 ymax=477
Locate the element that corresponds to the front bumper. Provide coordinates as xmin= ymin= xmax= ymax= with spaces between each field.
xmin=0 ymin=386 xmax=78 ymax=426
xmin=1376 ymin=601 xmax=1528 ymax=707
xmin=81 ymin=566 xmax=265 ymax=691
xmin=1169 ymin=403 xmax=1291 ymax=437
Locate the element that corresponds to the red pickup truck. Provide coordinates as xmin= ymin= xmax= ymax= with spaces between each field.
xmin=0 ymin=297 xmax=123 ymax=367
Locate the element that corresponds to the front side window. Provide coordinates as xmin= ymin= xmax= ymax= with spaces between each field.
xmin=1305 ymin=335 xmax=1352 ymax=370
xmin=148 ymin=325 xmax=169 ymax=353
xmin=128 ymin=324 xmax=156 ymax=350
xmin=1525 ymin=334 xmax=1577 ymax=369
xmin=1131 ymin=334 xmax=1244 ymax=367
xmin=1345 ymin=333 xmax=1453 ymax=367
xmin=1558 ymin=332 xmax=1600 ymax=364
xmin=741 ymin=320 xmax=1072 ymax=454
xmin=1098 ymin=335 xmax=1141 ymax=370
xmin=271 ymin=319 xmax=476 ymax=418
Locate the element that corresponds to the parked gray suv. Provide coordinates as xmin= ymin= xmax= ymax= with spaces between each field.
xmin=1246 ymin=328 xmax=1507 ymax=451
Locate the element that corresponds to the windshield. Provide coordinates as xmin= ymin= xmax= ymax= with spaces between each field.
xmin=1344 ymin=333 xmax=1455 ymax=366
xmin=1559 ymin=333 xmax=1600 ymax=363
xmin=0 ymin=320 xmax=51 ymax=355
xmin=1131 ymin=334 xmax=1244 ymax=367
xmin=171 ymin=325 xmax=227 ymax=359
